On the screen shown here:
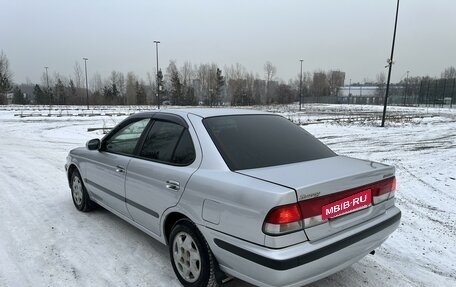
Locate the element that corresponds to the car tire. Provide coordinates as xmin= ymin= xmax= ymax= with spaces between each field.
xmin=169 ymin=219 xmax=218 ymax=287
xmin=70 ymin=170 xmax=95 ymax=212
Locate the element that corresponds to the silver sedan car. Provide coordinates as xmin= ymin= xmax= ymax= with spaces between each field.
xmin=65 ymin=109 xmax=401 ymax=287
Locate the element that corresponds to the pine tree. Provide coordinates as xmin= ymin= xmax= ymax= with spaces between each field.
xmin=69 ymin=79 xmax=77 ymax=104
xmin=33 ymin=84 xmax=48 ymax=105
xmin=12 ymin=86 xmax=26 ymax=104
xmin=135 ymin=81 xmax=147 ymax=105
xmin=170 ymin=69 xmax=182 ymax=105
xmin=55 ymin=79 xmax=66 ymax=105
xmin=103 ymin=85 xmax=113 ymax=104
xmin=0 ymin=51 xmax=12 ymax=104
xmin=182 ymin=86 xmax=197 ymax=106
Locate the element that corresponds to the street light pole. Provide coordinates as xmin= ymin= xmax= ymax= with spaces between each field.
xmin=381 ymin=0 xmax=400 ymax=127
xmin=154 ymin=40 xmax=160 ymax=109
xmin=44 ymin=66 xmax=51 ymax=109
xmin=83 ymin=57 xmax=89 ymax=109
xmin=299 ymin=59 xmax=303 ymax=111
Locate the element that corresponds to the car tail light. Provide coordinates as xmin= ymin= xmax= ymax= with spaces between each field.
xmin=263 ymin=203 xmax=303 ymax=235
xmin=263 ymin=177 xmax=397 ymax=234
xmin=372 ymin=177 xmax=396 ymax=204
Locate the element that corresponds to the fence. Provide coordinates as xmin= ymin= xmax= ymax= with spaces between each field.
xmin=301 ymin=78 xmax=456 ymax=107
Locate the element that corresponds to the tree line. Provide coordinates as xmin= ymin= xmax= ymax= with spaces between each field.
xmin=1 ymin=50 xmax=455 ymax=106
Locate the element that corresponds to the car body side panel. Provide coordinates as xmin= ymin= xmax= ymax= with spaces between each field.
xmin=124 ymin=113 xmax=203 ymax=236
xmin=125 ymin=159 xmax=199 ymax=236
xmin=71 ymin=148 xmax=131 ymax=217
xmin=180 ymin=169 xmax=299 ymax=246
xmin=187 ymin=113 xmax=230 ymax=170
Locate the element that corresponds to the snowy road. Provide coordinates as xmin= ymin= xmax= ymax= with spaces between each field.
xmin=0 ymin=105 xmax=455 ymax=287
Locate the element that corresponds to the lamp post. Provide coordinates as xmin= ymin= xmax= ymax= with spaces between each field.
xmin=44 ymin=66 xmax=51 ymax=109
xmin=299 ymin=59 xmax=303 ymax=111
xmin=82 ymin=57 xmax=89 ymax=109
xmin=154 ymin=40 xmax=160 ymax=109
xmin=348 ymin=78 xmax=352 ymax=104
xmin=381 ymin=0 xmax=400 ymax=127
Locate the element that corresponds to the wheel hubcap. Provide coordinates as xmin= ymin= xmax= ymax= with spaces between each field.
xmin=172 ymin=231 xmax=201 ymax=283
xmin=72 ymin=176 xmax=83 ymax=206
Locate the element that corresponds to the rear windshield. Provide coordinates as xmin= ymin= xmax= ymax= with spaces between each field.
xmin=203 ymin=115 xmax=336 ymax=170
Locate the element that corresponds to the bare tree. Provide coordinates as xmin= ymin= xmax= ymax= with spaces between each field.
xmin=126 ymin=72 xmax=137 ymax=105
xmin=327 ymin=70 xmax=345 ymax=96
xmin=0 ymin=51 xmax=13 ymax=104
xmin=195 ymin=63 xmax=219 ymax=105
xmin=117 ymin=72 xmax=126 ymax=100
xmin=225 ymin=63 xmax=247 ymax=104
xmin=180 ymin=61 xmax=194 ymax=86
xmin=225 ymin=63 xmax=247 ymax=81
xmin=264 ymin=61 xmax=277 ymax=103
xmin=90 ymin=72 xmax=103 ymax=93
xmin=311 ymin=71 xmax=329 ymax=97
xmin=441 ymin=66 xmax=456 ymax=79
xmin=264 ymin=61 xmax=277 ymax=83
xmin=73 ymin=62 xmax=84 ymax=88
xmin=376 ymin=72 xmax=386 ymax=85
xmin=146 ymin=72 xmax=157 ymax=104
xmin=376 ymin=72 xmax=386 ymax=101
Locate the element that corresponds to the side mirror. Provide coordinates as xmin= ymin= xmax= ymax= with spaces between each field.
xmin=86 ymin=138 xmax=101 ymax=150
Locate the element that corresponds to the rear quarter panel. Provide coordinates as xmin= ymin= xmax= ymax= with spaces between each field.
xmin=179 ymin=169 xmax=297 ymax=245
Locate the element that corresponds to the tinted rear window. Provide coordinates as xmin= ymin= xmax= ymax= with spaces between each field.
xmin=203 ymin=115 xmax=336 ymax=170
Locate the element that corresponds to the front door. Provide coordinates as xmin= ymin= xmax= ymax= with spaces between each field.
xmin=84 ymin=117 xmax=151 ymax=217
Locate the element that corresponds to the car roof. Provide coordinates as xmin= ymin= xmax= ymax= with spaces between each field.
xmin=134 ymin=108 xmax=271 ymax=119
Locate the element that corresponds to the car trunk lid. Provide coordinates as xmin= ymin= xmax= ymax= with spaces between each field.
xmin=238 ymin=155 xmax=395 ymax=240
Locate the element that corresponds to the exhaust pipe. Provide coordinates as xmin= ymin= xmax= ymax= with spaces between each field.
xmin=369 ymin=250 xmax=376 ymax=255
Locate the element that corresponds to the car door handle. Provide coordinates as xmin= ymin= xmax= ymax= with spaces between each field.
xmin=166 ymin=180 xmax=180 ymax=191
xmin=115 ymin=165 xmax=125 ymax=173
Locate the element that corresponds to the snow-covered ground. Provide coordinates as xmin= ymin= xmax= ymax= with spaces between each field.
xmin=0 ymin=105 xmax=455 ymax=287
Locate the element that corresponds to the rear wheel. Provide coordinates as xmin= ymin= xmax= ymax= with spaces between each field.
xmin=169 ymin=219 xmax=218 ymax=287
xmin=70 ymin=170 xmax=95 ymax=212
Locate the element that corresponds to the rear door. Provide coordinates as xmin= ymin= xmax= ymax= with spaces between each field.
xmin=125 ymin=115 xmax=200 ymax=236
xmin=84 ymin=117 xmax=151 ymax=217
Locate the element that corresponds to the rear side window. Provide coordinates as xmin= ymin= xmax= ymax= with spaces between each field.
xmin=203 ymin=115 xmax=336 ymax=170
xmin=172 ymin=131 xmax=196 ymax=165
xmin=139 ymin=120 xmax=195 ymax=165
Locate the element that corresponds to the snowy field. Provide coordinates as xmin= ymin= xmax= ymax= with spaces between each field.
xmin=0 ymin=104 xmax=455 ymax=287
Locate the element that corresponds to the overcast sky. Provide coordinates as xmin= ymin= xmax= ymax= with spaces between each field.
xmin=2 ymin=0 xmax=455 ymax=85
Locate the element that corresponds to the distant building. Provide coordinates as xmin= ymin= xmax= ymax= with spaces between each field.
xmin=337 ymin=86 xmax=383 ymax=105
xmin=338 ymin=86 xmax=379 ymax=97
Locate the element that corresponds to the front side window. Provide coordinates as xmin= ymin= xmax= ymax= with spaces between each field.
xmin=104 ymin=118 xmax=150 ymax=155
xmin=139 ymin=121 xmax=195 ymax=165
xmin=203 ymin=115 xmax=336 ymax=170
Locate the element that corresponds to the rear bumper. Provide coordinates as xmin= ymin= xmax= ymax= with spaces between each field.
xmin=202 ymin=206 xmax=401 ymax=287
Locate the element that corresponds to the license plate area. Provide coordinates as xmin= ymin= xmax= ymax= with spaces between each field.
xmin=322 ymin=189 xmax=372 ymax=220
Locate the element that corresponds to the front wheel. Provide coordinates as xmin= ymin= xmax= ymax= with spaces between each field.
xmin=169 ymin=219 xmax=218 ymax=287
xmin=70 ymin=170 xmax=95 ymax=212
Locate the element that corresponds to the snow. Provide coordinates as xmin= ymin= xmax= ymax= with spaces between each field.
xmin=0 ymin=104 xmax=455 ymax=287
